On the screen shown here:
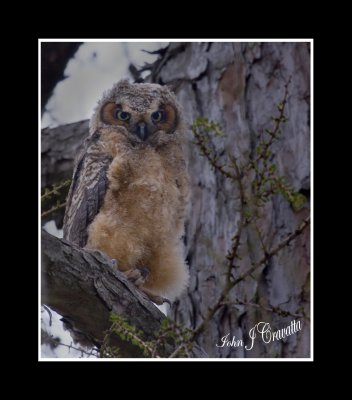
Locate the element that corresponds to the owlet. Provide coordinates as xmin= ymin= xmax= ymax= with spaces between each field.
xmin=63 ymin=79 xmax=190 ymax=305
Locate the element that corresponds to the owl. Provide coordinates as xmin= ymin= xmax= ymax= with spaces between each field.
xmin=63 ymin=79 xmax=190 ymax=305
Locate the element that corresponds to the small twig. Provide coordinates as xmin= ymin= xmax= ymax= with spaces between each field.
xmin=122 ymin=328 xmax=156 ymax=357
xmin=245 ymin=77 xmax=292 ymax=202
xmin=99 ymin=324 xmax=117 ymax=358
xmin=141 ymin=47 xmax=168 ymax=56
xmin=42 ymin=332 xmax=99 ymax=358
xmin=150 ymin=326 xmax=173 ymax=358
xmin=41 ymin=180 xmax=71 ymax=202
xmin=225 ymin=154 xmax=246 ymax=282
xmin=42 ymin=305 xmax=53 ymax=327
xmin=107 ymin=320 xmax=158 ymax=358
xmin=252 ymin=77 xmax=291 ymax=168
xmin=189 ymin=216 xmax=310 ymax=346
xmin=253 ymin=218 xmax=268 ymax=255
xmin=184 ymin=77 xmax=309 ymax=360
xmin=41 ymin=202 xmax=66 ymax=218
xmin=192 ymin=122 xmax=239 ymax=180
xmin=231 ymin=215 xmax=310 ymax=287
xmin=168 ymin=343 xmax=187 ymax=358
xmin=222 ymin=299 xmax=307 ymax=320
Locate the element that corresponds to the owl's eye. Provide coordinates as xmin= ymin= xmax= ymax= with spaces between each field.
xmin=115 ymin=110 xmax=130 ymax=121
xmin=151 ymin=111 xmax=164 ymax=122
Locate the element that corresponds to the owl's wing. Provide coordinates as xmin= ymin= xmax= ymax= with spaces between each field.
xmin=63 ymin=132 xmax=112 ymax=247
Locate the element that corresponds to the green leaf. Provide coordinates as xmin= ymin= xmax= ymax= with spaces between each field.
xmin=290 ymin=193 xmax=307 ymax=212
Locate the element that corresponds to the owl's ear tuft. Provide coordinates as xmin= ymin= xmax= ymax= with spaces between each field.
xmin=116 ymin=78 xmax=131 ymax=89
xmin=117 ymin=78 xmax=130 ymax=86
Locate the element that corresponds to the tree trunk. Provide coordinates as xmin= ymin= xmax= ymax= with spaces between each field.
xmin=149 ymin=42 xmax=310 ymax=358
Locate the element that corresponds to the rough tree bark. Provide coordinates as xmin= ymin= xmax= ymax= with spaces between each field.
xmin=41 ymin=42 xmax=310 ymax=358
xmin=42 ymin=229 xmax=165 ymax=356
xmin=147 ymin=42 xmax=310 ymax=358
xmin=42 ymin=229 xmax=206 ymax=357
xmin=42 ymin=120 xmax=88 ymax=188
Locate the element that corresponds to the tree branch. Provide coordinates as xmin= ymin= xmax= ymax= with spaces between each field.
xmin=41 ymin=229 xmax=207 ymax=358
xmin=41 ymin=229 xmax=166 ymax=357
xmin=192 ymin=216 xmax=310 ymax=343
xmin=231 ymin=215 xmax=310 ymax=287
xmin=41 ymin=120 xmax=89 ymax=188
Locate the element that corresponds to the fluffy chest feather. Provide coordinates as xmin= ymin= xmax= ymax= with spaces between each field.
xmin=102 ymin=144 xmax=182 ymax=234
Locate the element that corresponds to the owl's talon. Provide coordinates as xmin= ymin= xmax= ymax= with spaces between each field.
xmin=138 ymin=267 xmax=149 ymax=279
xmin=149 ymin=294 xmax=172 ymax=306
xmin=134 ymin=276 xmax=146 ymax=286
xmin=124 ymin=267 xmax=149 ymax=287
xmin=91 ymin=249 xmax=108 ymax=259
xmin=140 ymin=287 xmax=172 ymax=306
xmin=161 ymin=297 xmax=172 ymax=306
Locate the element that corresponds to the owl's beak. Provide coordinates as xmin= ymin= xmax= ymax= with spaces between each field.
xmin=135 ymin=122 xmax=149 ymax=141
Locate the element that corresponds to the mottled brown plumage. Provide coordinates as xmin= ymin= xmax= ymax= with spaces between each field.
xmin=63 ymin=80 xmax=190 ymax=303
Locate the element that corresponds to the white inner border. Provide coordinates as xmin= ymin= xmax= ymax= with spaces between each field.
xmin=38 ymin=38 xmax=313 ymax=362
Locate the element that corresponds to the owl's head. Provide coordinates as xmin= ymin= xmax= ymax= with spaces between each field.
xmin=90 ymin=80 xmax=183 ymax=144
